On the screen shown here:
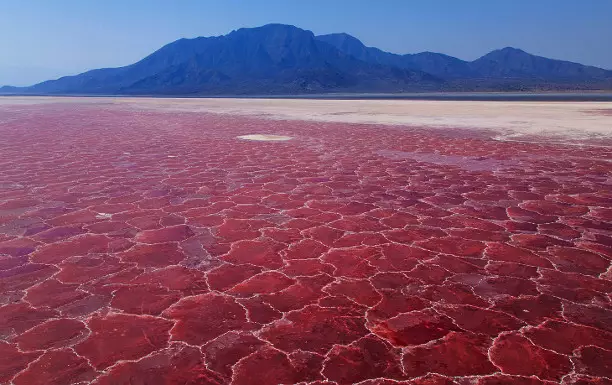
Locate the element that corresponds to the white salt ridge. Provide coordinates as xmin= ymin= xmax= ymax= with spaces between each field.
xmin=237 ymin=134 xmax=292 ymax=141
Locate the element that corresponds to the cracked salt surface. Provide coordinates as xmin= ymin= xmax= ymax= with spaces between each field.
xmin=0 ymin=98 xmax=610 ymax=385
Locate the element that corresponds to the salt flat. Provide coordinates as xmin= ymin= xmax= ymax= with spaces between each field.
xmin=2 ymin=96 xmax=611 ymax=141
xmin=0 ymin=96 xmax=610 ymax=384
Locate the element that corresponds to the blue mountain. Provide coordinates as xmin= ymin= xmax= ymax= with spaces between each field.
xmin=8 ymin=25 xmax=440 ymax=95
xmin=2 ymin=24 xmax=611 ymax=95
xmin=317 ymin=33 xmax=612 ymax=89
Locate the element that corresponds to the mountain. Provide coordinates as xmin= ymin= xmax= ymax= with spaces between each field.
xmin=6 ymin=24 xmax=441 ymax=95
xmin=469 ymin=47 xmax=612 ymax=80
xmin=2 ymin=24 xmax=611 ymax=95
xmin=122 ymin=25 xmax=442 ymax=95
xmin=316 ymin=33 xmax=612 ymax=85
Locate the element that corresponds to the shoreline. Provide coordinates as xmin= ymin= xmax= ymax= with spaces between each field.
xmin=2 ymin=91 xmax=612 ymax=102
xmin=1 ymin=96 xmax=611 ymax=143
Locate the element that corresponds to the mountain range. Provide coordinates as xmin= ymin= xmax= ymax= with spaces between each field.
xmin=2 ymin=24 xmax=611 ymax=95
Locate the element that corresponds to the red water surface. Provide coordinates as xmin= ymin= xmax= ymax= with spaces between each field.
xmin=0 ymin=102 xmax=610 ymax=385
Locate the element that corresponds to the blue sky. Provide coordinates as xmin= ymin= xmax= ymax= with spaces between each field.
xmin=1 ymin=0 xmax=611 ymax=85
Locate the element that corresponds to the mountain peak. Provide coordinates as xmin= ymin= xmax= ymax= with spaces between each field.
xmin=231 ymin=23 xmax=314 ymax=37
xmin=471 ymin=46 xmax=612 ymax=80
xmin=475 ymin=47 xmax=532 ymax=63
xmin=480 ymin=47 xmax=530 ymax=60
xmin=499 ymin=47 xmax=526 ymax=54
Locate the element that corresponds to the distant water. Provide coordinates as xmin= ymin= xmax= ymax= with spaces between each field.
xmin=2 ymin=92 xmax=612 ymax=102
xmin=247 ymin=92 xmax=612 ymax=102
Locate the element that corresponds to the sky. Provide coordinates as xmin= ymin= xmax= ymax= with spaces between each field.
xmin=1 ymin=0 xmax=611 ymax=86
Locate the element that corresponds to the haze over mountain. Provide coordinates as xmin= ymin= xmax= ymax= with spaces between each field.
xmin=2 ymin=24 xmax=611 ymax=95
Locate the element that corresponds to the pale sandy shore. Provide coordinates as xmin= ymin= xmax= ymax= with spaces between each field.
xmin=1 ymin=96 xmax=611 ymax=141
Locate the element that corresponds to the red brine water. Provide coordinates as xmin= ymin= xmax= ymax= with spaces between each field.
xmin=0 ymin=102 xmax=610 ymax=384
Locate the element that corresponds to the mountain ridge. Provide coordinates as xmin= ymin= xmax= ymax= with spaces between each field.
xmin=316 ymin=33 xmax=612 ymax=81
xmin=2 ymin=24 xmax=611 ymax=95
